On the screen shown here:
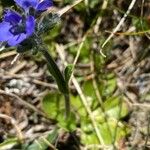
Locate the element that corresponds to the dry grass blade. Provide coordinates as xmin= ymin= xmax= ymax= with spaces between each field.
xmin=0 ymin=114 xmax=23 ymax=142
xmin=0 ymin=89 xmax=46 ymax=117
xmin=0 ymin=51 xmax=16 ymax=59
xmin=57 ymin=0 xmax=84 ymax=17
xmin=101 ymin=0 xmax=137 ymax=56
xmin=71 ymin=77 xmax=105 ymax=145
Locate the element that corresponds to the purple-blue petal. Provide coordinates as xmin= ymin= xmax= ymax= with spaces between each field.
xmin=7 ymin=33 xmax=27 ymax=46
xmin=36 ymin=0 xmax=53 ymax=11
xmin=26 ymin=16 xmax=35 ymax=36
xmin=7 ymin=15 xmax=35 ymax=46
xmin=4 ymin=9 xmax=22 ymax=25
xmin=0 ymin=22 xmax=12 ymax=41
xmin=14 ymin=0 xmax=38 ymax=10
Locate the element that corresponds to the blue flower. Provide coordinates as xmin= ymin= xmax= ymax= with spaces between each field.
xmin=14 ymin=0 xmax=53 ymax=12
xmin=0 ymin=9 xmax=35 ymax=46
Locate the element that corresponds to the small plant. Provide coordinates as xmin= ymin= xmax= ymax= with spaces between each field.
xmin=0 ymin=0 xmax=70 ymax=116
xmin=0 ymin=1 xmax=133 ymax=149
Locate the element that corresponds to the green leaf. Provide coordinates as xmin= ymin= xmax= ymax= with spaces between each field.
xmin=132 ymin=17 xmax=149 ymax=31
xmin=71 ymin=95 xmax=87 ymax=117
xmin=40 ymin=47 xmax=70 ymax=117
xmin=89 ymin=0 xmax=100 ymax=8
xmin=64 ymin=64 xmax=74 ymax=84
xmin=82 ymin=81 xmax=95 ymax=98
xmin=41 ymin=48 xmax=69 ymax=95
xmin=68 ymin=37 xmax=91 ymax=63
xmin=57 ymin=111 xmax=76 ymax=131
xmin=82 ymin=81 xmax=98 ymax=110
xmin=81 ymin=130 xmax=99 ymax=145
xmin=0 ymin=138 xmax=18 ymax=150
xmin=104 ymin=97 xmax=129 ymax=119
xmin=46 ymin=128 xmax=59 ymax=143
xmin=42 ymin=92 xmax=60 ymax=118
xmin=81 ymin=119 xmax=130 ymax=145
xmin=26 ymin=129 xmax=58 ymax=150
xmin=102 ymin=73 xmax=117 ymax=96
xmin=98 ymin=120 xmax=129 ymax=144
xmin=42 ymin=93 xmax=76 ymax=131
xmin=93 ymin=97 xmax=129 ymax=123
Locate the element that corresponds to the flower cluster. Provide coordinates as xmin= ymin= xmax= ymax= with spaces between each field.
xmin=14 ymin=0 xmax=53 ymax=12
xmin=0 ymin=0 xmax=53 ymax=46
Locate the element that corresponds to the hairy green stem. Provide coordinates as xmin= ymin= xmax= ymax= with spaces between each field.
xmin=40 ymin=46 xmax=70 ymax=118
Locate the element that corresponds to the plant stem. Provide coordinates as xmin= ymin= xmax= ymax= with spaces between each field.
xmin=40 ymin=45 xmax=70 ymax=118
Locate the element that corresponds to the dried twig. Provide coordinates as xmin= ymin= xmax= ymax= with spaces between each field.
xmin=0 ymin=72 xmax=58 ymax=89
xmin=41 ymin=137 xmax=56 ymax=150
xmin=94 ymin=0 xmax=109 ymax=33
xmin=101 ymin=0 xmax=137 ymax=56
xmin=57 ymin=0 xmax=84 ymax=17
xmin=144 ymin=112 xmax=150 ymax=148
xmin=11 ymin=54 xmax=20 ymax=65
xmin=0 ymin=113 xmax=23 ymax=142
xmin=0 ymin=51 xmax=16 ymax=59
xmin=0 ymin=89 xmax=46 ymax=117
xmin=9 ymin=61 xmax=27 ymax=74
